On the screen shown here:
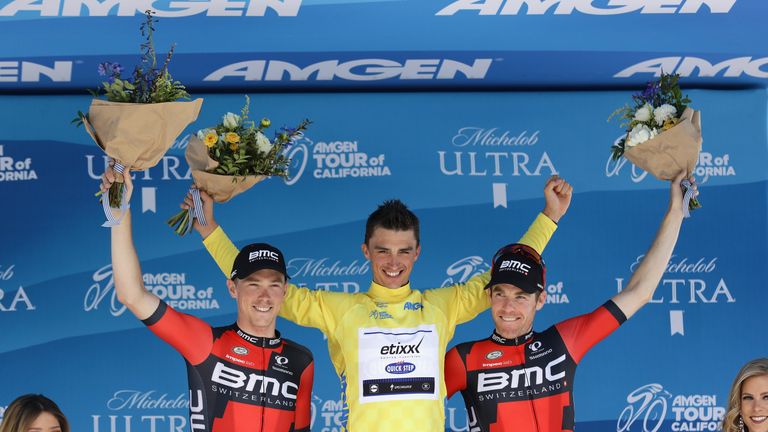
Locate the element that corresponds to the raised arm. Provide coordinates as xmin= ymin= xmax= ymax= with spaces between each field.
xmin=426 ymin=176 xmax=572 ymax=325
xmin=103 ymin=168 xmax=160 ymax=320
xmin=520 ymin=175 xmax=572 ymax=253
xmin=611 ymin=174 xmax=695 ymax=319
xmin=191 ymin=191 xmax=341 ymax=332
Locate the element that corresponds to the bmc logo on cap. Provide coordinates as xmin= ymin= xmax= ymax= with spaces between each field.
xmin=499 ymin=259 xmax=530 ymax=275
xmin=249 ymin=250 xmax=279 ymax=262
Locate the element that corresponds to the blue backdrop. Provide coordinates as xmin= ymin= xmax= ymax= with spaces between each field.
xmin=0 ymin=89 xmax=766 ymax=431
xmin=1 ymin=1 xmax=767 ymax=90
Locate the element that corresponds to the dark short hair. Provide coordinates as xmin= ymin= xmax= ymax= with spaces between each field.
xmin=0 ymin=394 xmax=70 ymax=432
xmin=364 ymin=199 xmax=420 ymax=245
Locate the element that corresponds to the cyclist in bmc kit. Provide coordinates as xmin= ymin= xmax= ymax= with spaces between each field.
xmin=104 ymin=170 xmax=314 ymax=432
xmin=444 ymin=174 xmax=696 ymax=432
xmin=189 ymin=176 xmax=572 ymax=431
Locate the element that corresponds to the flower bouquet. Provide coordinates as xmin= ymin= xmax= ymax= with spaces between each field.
xmin=76 ymin=10 xmax=202 ymax=226
xmin=167 ymin=96 xmax=311 ymax=236
xmin=609 ymin=73 xmax=702 ymax=215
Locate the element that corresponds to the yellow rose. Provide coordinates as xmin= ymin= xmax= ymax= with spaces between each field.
xmin=663 ymin=118 xmax=678 ymax=131
xmin=225 ymin=132 xmax=240 ymax=144
xmin=204 ymin=132 xmax=218 ymax=148
xmin=229 ymin=143 xmax=238 ymax=151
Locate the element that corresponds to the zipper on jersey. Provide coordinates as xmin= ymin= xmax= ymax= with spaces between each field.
xmin=260 ymin=337 xmax=266 ymax=432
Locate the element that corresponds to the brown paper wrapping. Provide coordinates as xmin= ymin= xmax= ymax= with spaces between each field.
xmin=186 ymin=136 xmax=265 ymax=203
xmin=82 ymin=98 xmax=203 ymax=170
xmin=624 ymin=107 xmax=702 ymax=181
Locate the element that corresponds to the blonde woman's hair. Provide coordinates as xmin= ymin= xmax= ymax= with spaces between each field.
xmin=723 ymin=358 xmax=768 ymax=432
xmin=0 ymin=394 xmax=69 ymax=432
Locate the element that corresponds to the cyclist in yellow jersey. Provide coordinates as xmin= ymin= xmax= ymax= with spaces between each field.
xmin=186 ymin=176 xmax=572 ymax=431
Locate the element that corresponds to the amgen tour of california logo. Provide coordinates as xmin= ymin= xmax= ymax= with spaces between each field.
xmin=439 ymin=256 xmax=567 ymax=304
xmin=283 ymin=135 xmax=391 ymax=185
xmin=606 ymin=148 xmax=735 ymax=184
xmin=617 ymin=383 xmax=724 ymax=432
xmin=84 ymin=265 xmax=219 ymax=317
xmin=311 ymin=394 xmax=346 ymax=431
xmin=0 ymin=144 xmax=37 ymax=182
xmin=441 ymin=256 xmax=490 ymax=287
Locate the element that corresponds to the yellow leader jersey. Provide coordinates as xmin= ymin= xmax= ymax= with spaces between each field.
xmin=203 ymin=213 xmax=556 ymax=431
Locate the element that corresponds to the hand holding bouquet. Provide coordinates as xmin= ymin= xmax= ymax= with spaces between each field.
xmin=76 ymin=10 xmax=202 ymax=226
xmin=167 ymin=96 xmax=311 ymax=235
xmin=609 ymin=73 xmax=702 ymax=216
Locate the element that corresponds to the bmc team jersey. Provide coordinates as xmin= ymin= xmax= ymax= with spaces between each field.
xmin=143 ymin=301 xmax=314 ymax=432
xmin=203 ymin=213 xmax=556 ymax=431
xmin=444 ymin=300 xmax=627 ymax=432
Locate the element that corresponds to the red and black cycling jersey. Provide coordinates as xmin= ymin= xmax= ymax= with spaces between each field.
xmin=143 ymin=301 xmax=314 ymax=432
xmin=445 ymin=300 xmax=626 ymax=432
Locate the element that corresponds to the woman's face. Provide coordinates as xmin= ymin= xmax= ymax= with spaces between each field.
xmin=742 ymin=374 xmax=768 ymax=432
xmin=27 ymin=412 xmax=61 ymax=432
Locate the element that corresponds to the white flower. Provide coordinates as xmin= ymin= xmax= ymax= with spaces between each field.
xmin=653 ymin=104 xmax=677 ymax=126
xmin=626 ymin=124 xmax=659 ymax=148
xmin=255 ymin=131 xmax=273 ymax=153
xmin=222 ymin=112 xmax=241 ymax=129
xmin=633 ymin=103 xmax=653 ymax=122
xmin=196 ymin=129 xmax=206 ymax=141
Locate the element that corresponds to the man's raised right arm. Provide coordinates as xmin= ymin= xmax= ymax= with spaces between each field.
xmin=104 ymin=169 xmax=160 ymax=320
xmin=190 ymin=191 xmax=338 ymax=332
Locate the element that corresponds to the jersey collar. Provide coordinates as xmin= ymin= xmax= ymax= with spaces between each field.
xmin=368 ymin=280 xmax=412 ymax=302
xmin=490 ymin=329 xmax=534 ymax=346
xmin=234 ymin=326 xmax=282 ymax=347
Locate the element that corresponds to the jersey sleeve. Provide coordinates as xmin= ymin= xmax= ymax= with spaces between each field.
xmin=555 ymin=300 xmax=627 ymax=363
xmin=519 ymin=212 xmax=558 ymax=255
xmin=293 ymin=360 xmax=315 ymax=432
xmin=142 ymin=301 xmax=213 ymax=365
xmin=444 ymin=346 xmax=468 ymax=399
xmin=202 ymin=226 xmax=240 ymax=278
xmin=202 ymin=226 xmax=344 ymax=334
xmin=279 ymin=286 xmax=357 ymax=336
xmin=423 ymin=212 xmax=558 ymax=325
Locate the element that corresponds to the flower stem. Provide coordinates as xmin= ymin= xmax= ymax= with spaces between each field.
xmin=167 ymin=209 xmax=192 ymax=236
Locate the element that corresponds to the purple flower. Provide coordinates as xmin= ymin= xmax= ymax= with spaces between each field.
xmin=98 ymin=62 xmax=123 ymax=82
xmin=635 ymin=81 xmax=660 ymax=103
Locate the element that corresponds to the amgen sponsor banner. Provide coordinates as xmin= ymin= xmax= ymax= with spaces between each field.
xmin=436 ymin=0 xmax=737 ymax=16
xmin=0 ymin=0 xmax=303 ymax=17
xmin=617 ymin=383 xmax=725 ymax=432
xmin=84 ymin=265 xmax=219 ymax=317
xmin=284 ymin=137 xmax=391 ymax=185
xmin=0 ymin=144 xmax=37 ymax=182
xmin=606 ymin=151 xmax=736 ymax=184
xmin=311 ymin=395 xmax=346 ymax=432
